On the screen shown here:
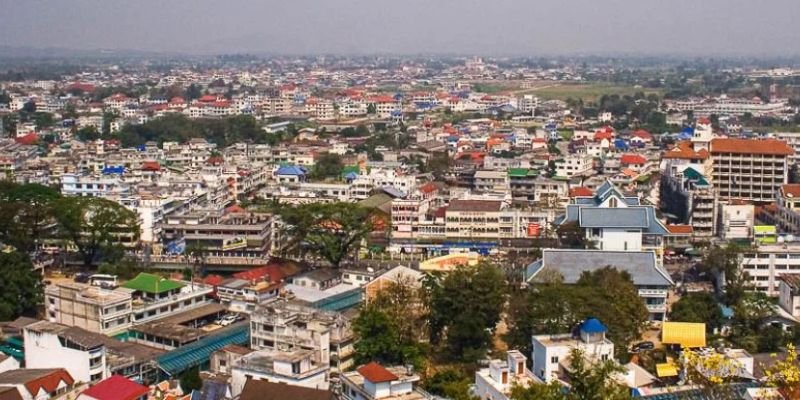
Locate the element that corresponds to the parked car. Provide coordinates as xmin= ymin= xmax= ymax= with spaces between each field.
xmin=631 ymin=341 xmax=655 ymax=352
xmin=218 ymin=314 xmax=238 ymax=326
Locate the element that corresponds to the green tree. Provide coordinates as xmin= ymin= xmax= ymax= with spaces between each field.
xmin=53 ymin=197 xmax=140 ymax=267
xmin=185 ymin=84 xmax=203 ymax=100
xmin=367 ymin=104 xmax=377 ymax=115
xmin=310 ymin=153 xmax=344 ymax=180
xmin=0 ymin=182 xmax=60 ymax=253
xmin=275 ymin=202 xmax=380 ymax=267
xmin=508 ymin=268 xmax=647 ymax=360
xmin=423 ymin=369 xmax=474 ymax=400
xmin=355 ymin=124 xmax=370 ymax=137
xmin=76 ymin=126 xmax=102 ymax=141
xmin=0 ymin=252 xmax=44 ymax=321
xmin=669 ymin=292 xmax=724 ymax=331
xmin=427 ymin=263 xmax=506 ymax=362
xmin=556 ymin=221 xmax=592 ymax=249
xmin=353 ymin=303 xmax=424 ymax=368
xmin=179 ymin=366 xmax=203 ymax=392
xmin=425 ymin=152 xmax=450 ymax=181
xmin=62 ymin=103 xmax=79 ymax=119
xmin=511 ymin=348 xmax=631 ymax=400
xmin=576 ymin=268 xmax=648 ymax=360
xmin=701 ymin=244 xmax=746 ymax=306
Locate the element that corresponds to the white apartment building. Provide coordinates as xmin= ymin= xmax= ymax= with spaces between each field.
xmin=24 ymin=321 xmax=109 ymax=384
xmin=556 ymin=153 xmax=593 ymax=178
xmin=718 ymin=203 xmax=754 ymax=241
xmin=473 ymin=351 xmax=541 ymax=400
xmin=60 ymin=173 xmax=131 ymax=198
xmin=473 ymin=170 xmax=509 ymax=192
xmin=45 ymin=282 xmax=133 ymax=335
xmin=778 ymin=274 xmax=800 ymax=319
xmin=740 ymin=245 xmax=800 ymax=296
xmin=776 ymin=184 xmax=800 ymax=235
xmin=230 ymin=349 xmax=329 ymax=396
xmin=531 ymin=319 xmax=615 ymax=383
xmin=517 ymin=95 xmax=539 ymax=114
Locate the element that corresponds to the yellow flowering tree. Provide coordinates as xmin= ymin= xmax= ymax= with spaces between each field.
xmin=763 ymin=343 xmax=800 ymax=399
xmin=682 ymin=350 xmax=741 ymax=400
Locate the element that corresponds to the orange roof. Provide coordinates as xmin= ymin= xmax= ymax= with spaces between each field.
xmin=357 ymin=362 xmax=398 ymax=383
xmin=710 ymin=138 xmax=793 ymax=156
xmin=569 ymin=187 xmax=594 ymax=197
xmin=662 ymin=141 xmax=709 ymax=160
xmin=24 ymin=369 xmax=74 ymax=396
xmin=667 ymin=225 xmax=693 ymax=234
xmin=620 ymin=154 xmax=647 ymax=165
xmin=782 ymin=184 xmax=800 ymax=198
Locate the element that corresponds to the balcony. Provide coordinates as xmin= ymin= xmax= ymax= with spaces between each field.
xmin=638 ymin=289 xmax=668 ymax=297
xmin=646 ymin=303 xmax=667 ymax=312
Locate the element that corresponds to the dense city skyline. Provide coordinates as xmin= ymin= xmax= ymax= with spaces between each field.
xmin=2 ymin=0 xmax=800 ymax=56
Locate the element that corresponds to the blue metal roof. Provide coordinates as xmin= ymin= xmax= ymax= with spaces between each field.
xmin=580 ymin=318 xmax=608 ymax=334
xmin=309 ymin=288 xmax=362 ymax=312
xmin=102 ymin=166 xmax=125 ymax=175
xmin=157 ymin=324 xmax=249 ymax=376
xmin=275 ymin=165 xmax=307 ymax=176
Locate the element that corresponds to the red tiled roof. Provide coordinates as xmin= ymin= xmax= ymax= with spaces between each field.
xmin=357 ymin=362 xmax=398 ymax=383
xmin=225 ymin=204 xmax=245 ymax=214
xmin=710 ymin=138 xmax=793 ymax=156
xmin=697 ymin=117 xmax=711 ymax=125
xmin=782 ymin=184 xmax=800 ymax=198
xmin=24 ymin=369 xmax=74 ymax=397
xmin=419 ymin=182 xmax=438 ymax=194
xmin=14 ymin=133 xmax=38 ymax=145
xmin=169 ymin=97 xmax=185 ymax=104
xmin=203 ymin=274 xmax=226 ymax=286
xmin=233 ymin=265 xmax=285 ymax=283
xmin=667 ymin=225 xmax=693 ymax=235
xmin=448 ymin=199 xmax=502 ymax=212
xmin=198 ymin=95 xmax=217 ymax=102
xmin=569 ymin=187 xmax=594 ymax=197
xmin=142 ymin=161 xmax=160 ymax=171
xmin=620 ymin=154 xmax=647 ymax=165
xmin=81 ymin=375 xmax=148 ymax=400
xmin=632 ymin=130 xmax=653 ymax=140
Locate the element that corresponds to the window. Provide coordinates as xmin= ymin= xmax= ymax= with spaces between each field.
xmin=609 ymin=198 xmax=618 ymax=208
xmin=551 ymin=356 xmax=559 ymax=364
xmin=601 ymin=354 xmax=609 ymax=361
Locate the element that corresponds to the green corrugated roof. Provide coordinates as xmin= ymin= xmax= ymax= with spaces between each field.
xmin=123 ymin=273 xmax=184 ymax=294
xmin=342 ymin=165 xmax=360 ymax=175
xmin=157 ymin=324 xmax=249 ymax=376
xmin=508 ymin=168 xmax=529 ymax=177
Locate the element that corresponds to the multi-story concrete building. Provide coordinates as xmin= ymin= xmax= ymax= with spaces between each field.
xmin=739 ymin=245 xmax=800 ymax=296
xmin=45 ymin=282 xmax=133 ymax=335
xmin=775 ymin=184 xmax=800 ymax=235
xmin=710 ymin=138 xmax=793 ymax=203
xmin=250 ymin=300 xmax=355 ymax=373
xmin=24 ymin=321 xmax=109 ymax=384
xmin=555 ymin=153 xmax=593 ymax=178
xmin=718 ymin=203 xmax=754 ymax=241
xmin=160 ymin=209 xmax=273 ymax=258
xmin=230 ymin=349 xmax=330 ymax=396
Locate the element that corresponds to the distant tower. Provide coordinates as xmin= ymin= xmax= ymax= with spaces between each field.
xmin=692 ymin=117 xmax=713 ymax=152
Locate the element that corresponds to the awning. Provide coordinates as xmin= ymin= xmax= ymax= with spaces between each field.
xmin=661 ymin=322 xmax=706 ymax=348
xmin=656 ymin=363 xmax=678 ymax=378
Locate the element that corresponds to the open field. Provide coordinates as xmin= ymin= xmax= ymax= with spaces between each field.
xmin=516 ymin=82 xmax=664 ymax=102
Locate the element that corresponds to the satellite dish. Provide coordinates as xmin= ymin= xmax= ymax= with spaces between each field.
xmin=787 ymin=234 xmax=796 ymax=242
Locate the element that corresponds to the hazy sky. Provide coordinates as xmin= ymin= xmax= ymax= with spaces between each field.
xmin=1 ymin=0 xmax=799 ymax=56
